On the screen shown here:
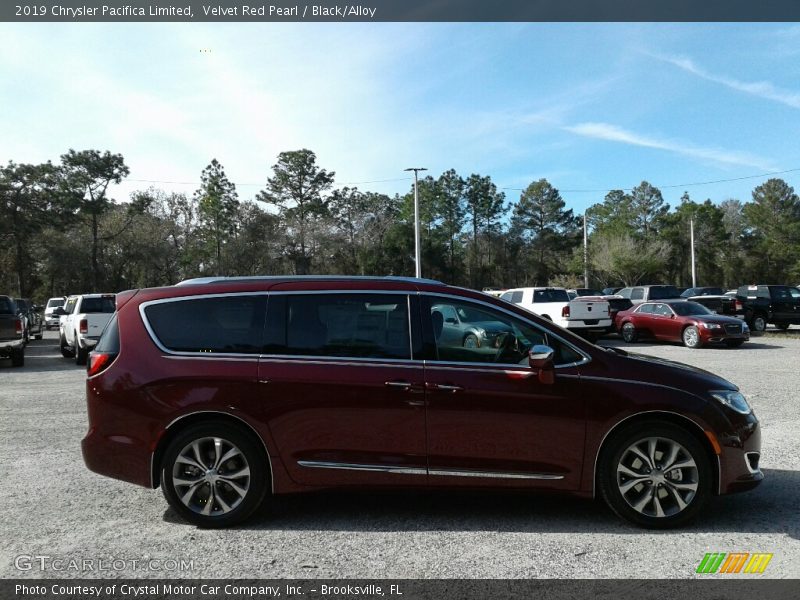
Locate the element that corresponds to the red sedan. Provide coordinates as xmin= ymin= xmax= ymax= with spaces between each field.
xmin=617 ymin=300 xmax=750 ymax=348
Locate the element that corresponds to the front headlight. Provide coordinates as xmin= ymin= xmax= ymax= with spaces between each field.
xmin=742 ymin=322 xmax=750 ymax=331
xmin=702 ymin=322 xmax=723 ymax=330
xmin=709 ymin=390 xmax=752 ymax=415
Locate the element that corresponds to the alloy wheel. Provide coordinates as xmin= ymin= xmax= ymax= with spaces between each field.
xmin=172 ymin=437 xmax=251 ymax=516
xmin=616 ymin=436 xmax=699 ymax=518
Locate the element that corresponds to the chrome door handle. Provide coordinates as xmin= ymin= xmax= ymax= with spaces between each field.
xmin=385 ymin=381 xmax=412 ymax=391
xmin=427 ymin=383 xmax=464 ymax=393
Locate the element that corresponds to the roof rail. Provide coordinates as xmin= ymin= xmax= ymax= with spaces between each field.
xmin=175 ymin=275 xmax=444 ymax=286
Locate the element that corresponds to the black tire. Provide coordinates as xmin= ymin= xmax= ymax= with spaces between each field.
xmin=750 ymin=314 xmax=767 ymax=333
xmin=75 ymin=345 xmax=88 ymax=366
xmin=463 ymin=333 xmax=480 ymax=348
xmin=725 ymin=339 xmax=746 ymax=348
xmin=774 ymin=322 xmax=790 ymax=331
xmin=621 ymin=322 xmax=638 ymax=343
xmin=598 ymin=421 xmax=712 ymax=529
xmin=60 ymin=334 xmax=75 ymax=358
xmin=161 ymin=422 xmax=269 ymax=528
xmin=682 ymin=325 xmax=702 ymax=349
xmin=11 ymin=349 xmax=24 ymax=367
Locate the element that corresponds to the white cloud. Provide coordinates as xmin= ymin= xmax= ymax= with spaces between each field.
xmin=653 ymin=53 xmax=800 ymax=110
xmin=564 ymin=122 xmax=776 ymax=171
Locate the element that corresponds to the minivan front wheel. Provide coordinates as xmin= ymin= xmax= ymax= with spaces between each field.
xmin=161 ymin=423 xmax=268 ymax=528
xmin=599 ymin=423 xmax=711 ymax=528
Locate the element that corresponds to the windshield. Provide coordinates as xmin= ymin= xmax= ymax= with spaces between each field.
xmin=649 ymin=286 xmax=680 ymax=300
xmin=671 ymin=302 xmax=712 ymax=316
xmin=47 ymin=298 xmax=64 ymax=308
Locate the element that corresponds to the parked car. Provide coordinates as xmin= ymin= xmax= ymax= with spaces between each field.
xmin=481 ymin=288 xmax=505 ymax=298
xmin=679 ymin=287 xmax=738 ymax=316
xmin=500 ymin=287 xmax=611 ymax=338
xmin=605 ymin=296 xmax=634 ymax=329
xmin=14 ymin=298 xmax=43 ymax=341
xmin=431 ymin=302 xmax=513 ymax=351
xmin=616 ymin=300 xmax=750 ymax=348
xmin=735 ymin=285 xmax=800 ymax=332
xmin=82 ymin=276 xmax=762 ymax=529
xmin=0 ymin=295 xmax=25 ymax=366
xmin=680 ymin=287 xmax=724 ymax=298
xmin=57 ymin=293 xmax=116 ymax=364
xmin=44 ymin=296 xmax=66 ymax=330
xmin=602 ymin=287 xmax=623 ymax=296
xmin=568 ymin=288 xmax=605 ymax=297
xmin=617 ymin=285 xmax=682 ymax=305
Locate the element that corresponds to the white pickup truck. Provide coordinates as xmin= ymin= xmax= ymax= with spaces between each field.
xmin=499 ymin=286 xmax=611 ymax=338
xmin=58 ymin=293 xmax=116 ymax=365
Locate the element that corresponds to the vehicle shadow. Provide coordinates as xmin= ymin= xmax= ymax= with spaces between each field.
xmin=163 ymin=468 xmax=798 ymax=538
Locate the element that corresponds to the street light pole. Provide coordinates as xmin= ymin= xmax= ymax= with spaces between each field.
xmin=404 ymin=167 xmax=427 ymax=278
xmin=583 ymin=213 xmax=589 ymax=289
xmin=690 ymin=216 xmax=697 ymax=288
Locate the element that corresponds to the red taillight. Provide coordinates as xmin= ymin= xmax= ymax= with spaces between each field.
xmin=79 ymin=318 xmax=88 ymax=334
xmin=735 ymin=300 xmax=742 ymax=311
xmin=14 ymin=318 xmax=22 ymax=335
xmin=87 ymin=352 xmax=116 ymax=377
xmin=562 ymin=305 xmax=570 ymax=318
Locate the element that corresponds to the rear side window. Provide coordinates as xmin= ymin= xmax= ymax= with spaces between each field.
xmin=533 ymin=289 xmax=569 ymax=303
xmin=266 ymin=294 xmax=411 ymax=360
xmin=144 ymin=295 xmax=266 ymax=354
xmin=0 ymin=298 xmax=14 ymax=314
xmin=630 ymin=288 xmax=644 ymax=300
xmin=500 ymin=290 xmax=523 ymax=303
xmin=81 ymin=296 xmax=116 ymax=313
xmin=95 ymin=314 xmax=120 ymax=354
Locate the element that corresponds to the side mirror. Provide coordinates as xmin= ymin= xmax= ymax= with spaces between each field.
xmin=670 ymin=313 xmax=676 ymax=319
xmin=528 ymin=344 xmax=555 ymax=385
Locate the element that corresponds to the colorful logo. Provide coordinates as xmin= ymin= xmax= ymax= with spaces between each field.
xmin=696 ymin=553 xmax=773 ymax=574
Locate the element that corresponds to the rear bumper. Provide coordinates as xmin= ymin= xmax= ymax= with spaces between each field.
xmin=0 ymin=338 xmax=24 ymax=354
xmin=564 ymin=319 xmax=612 ymax=332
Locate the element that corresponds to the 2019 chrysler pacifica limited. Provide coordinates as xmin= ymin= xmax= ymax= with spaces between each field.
xmin=81 ymin=276 xmax=762 ymax=528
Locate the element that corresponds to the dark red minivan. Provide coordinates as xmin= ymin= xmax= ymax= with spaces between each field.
xmin=82 ymin=277 xmax=762 ymax=528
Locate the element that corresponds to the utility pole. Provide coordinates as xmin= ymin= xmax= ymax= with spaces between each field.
xmin=404 ymin=167 xmax=427 ymax=278
xmin=583 ymin=213 xmax=589 ymax=289
xmin=690 ymin=216 xmax=697 ymax=288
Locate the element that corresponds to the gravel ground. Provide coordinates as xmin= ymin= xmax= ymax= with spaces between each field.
xmin=1 ymin=329 xmax=798 ymax=579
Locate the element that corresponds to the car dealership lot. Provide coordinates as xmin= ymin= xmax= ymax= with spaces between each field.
xmin=1 ymin=330 xmax=798 ymax=579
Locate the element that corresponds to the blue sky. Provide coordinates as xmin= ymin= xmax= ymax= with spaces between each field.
xmin=1 ymin=23 xmax=799 ymax=213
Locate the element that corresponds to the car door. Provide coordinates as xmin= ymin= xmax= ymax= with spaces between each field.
xmin=770 ymin=286 xmax=800 ymax=322
xmin=652 ymin=303 xmax=681 ymax=340
xmin=631 ymin=303 xmax=655 ymax=335
xmin=420 ymin=294 xmax=586 ymax=491
xmin=257 ymin=289 xmax=428 ymax=487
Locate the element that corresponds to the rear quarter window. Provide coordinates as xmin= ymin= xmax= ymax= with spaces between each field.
xmin=144 ymin=295 xmax=267 ymax=354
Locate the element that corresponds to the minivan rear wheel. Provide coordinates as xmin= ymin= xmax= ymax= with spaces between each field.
xmin=598 ymin=422 xmax=711 ymax=528
xmin=161 ymin=423 xmax=268 ymax=528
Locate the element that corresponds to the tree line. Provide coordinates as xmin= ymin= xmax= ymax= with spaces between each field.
xmin=2 ymin=148 xmax=799 ymax=300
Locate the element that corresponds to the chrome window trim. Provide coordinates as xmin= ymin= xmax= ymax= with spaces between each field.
xmin=153 ymin=410 xmax=274 ymax=494
xmin=591 ymin=409 xmax=722 ymax=498
xmin=297 ymin=461 xmax=563 ymax=480
xmin=419 ymin=292 xmax=591 ymax=369
xmin=259 ymin=356 xmax=424 ymax=368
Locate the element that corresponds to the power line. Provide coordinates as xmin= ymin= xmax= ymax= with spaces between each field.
xmin=500 ymin=167 xmax=800 ymax=194
xmin=123 ymin=166 xmax=800 ymax=195
xmin=125 ymin=176 xmax=412 ymax=187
